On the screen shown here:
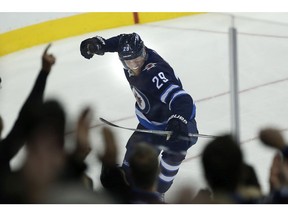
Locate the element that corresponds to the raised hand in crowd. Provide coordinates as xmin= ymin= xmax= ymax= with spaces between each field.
xmin=73 ymin=107 xmax=93 ymax=162
xmin=98 ymin=127 xmax=118 ymax=167
xmin=41 ymin=43 xmax=55 ymax=73
xmin=259 ymin=128 xmax=286 ymax=150
xmin=259 ymin=128 xmax=288 ymax=203
xmin=0 ymin=44 xmax=56 ymax=174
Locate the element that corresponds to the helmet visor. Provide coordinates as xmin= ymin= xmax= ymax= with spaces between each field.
xmin=124 ymin=55 xmax=145 ymax=70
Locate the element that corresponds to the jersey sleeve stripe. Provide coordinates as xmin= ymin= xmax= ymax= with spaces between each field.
xmin=160 ymin=84 xmax=179 ymax=103
xmin=135 ymin=108 xmax=168 ymax=130
xmin=168 ymin=90 xmax=188 ymax=110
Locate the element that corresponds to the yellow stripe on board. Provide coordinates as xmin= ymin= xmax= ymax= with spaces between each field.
xmin=0 ymin=12 xmax=134 ymax=57
xmin=138 ymin=12 xmax=204 ymax=24
xmin=0 ymin=12 xmax=203 ymax=57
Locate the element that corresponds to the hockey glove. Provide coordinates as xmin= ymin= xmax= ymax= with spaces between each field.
xmin=166 ymin=114 xmax=189 ymax=141
xmin=80 ymin=36 xmax=106 ymax=59
xmin=166 ymin=114 xmax=189 ymax=153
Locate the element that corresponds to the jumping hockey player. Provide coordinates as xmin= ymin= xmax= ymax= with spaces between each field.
xmin=80 ymin=32 xmax=198 ymax=197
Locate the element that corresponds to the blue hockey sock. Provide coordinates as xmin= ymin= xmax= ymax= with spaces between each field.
xmin=157 ymin=157 xmax=182 ymax=193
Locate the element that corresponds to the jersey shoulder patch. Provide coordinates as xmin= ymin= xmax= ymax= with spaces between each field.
xmin=143 ymin=62 xmax=157 ymax=71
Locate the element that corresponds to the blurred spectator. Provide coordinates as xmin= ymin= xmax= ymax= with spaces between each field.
xmin=0 ymin=99 xmax=67 ymax=203
xmin=99 ymin=127 xmax=164 ymax=204
xmin=259 ymin=128 xmax=288 ymax=203
xmin=99 ymin=127 xmax=132 ymax=203
xmin=0 ymin=44 xmax=56 ymax=202
xmin=65 ymin=107 xmax=94 ymax=190
xmin=200 ymin=134 xmax=272 ymax=204
xmin=201 ymin=134 xmax=244 ymax=203
xmin=128 ymin=142 xmax=163 ymax=204
xmin=0 ymin=44 xmax=114 ymax=203
xmin=43 ymin=105 xmax=115 ymax=204
xmin=192 ymin=188 xmax=213 ymax=203
xmin=0 ymin=44 xmax=55 ymax=173
xmin=259 ymin=128 xmax=287 ymax=154
xmin=1 ymin=99 xmax=115 ymax=203
xmin=170 ymin=185 xmax=211 ymax=204
xmin=237 ymin=163 xmax=264 ymax=203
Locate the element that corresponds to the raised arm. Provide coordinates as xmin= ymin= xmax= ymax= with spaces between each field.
xmin=0 ymin=44 xmax=56 ymax=170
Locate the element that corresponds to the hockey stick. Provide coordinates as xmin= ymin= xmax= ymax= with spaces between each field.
xmin=99 ymin=117 xmax=218 ymax=139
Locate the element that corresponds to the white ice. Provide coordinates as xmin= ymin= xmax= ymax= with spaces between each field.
xmin=1 ymin=12 xmax=288 ymax=203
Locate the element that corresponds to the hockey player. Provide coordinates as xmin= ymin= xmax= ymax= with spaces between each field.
xmin=80 ymin=33 xmax=198 ymax=195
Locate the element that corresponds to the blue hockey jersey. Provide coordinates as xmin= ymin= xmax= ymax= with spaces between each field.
xmin=104 ymin=35 xmax=196 ymax=131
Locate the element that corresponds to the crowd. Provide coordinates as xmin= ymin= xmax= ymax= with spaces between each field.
xmin=1 ymin=43 xmax=288 ymax=204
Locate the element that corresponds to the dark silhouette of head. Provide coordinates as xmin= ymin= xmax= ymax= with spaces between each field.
xmin=27 ymin=99 xmax=66 ymax=150
xmin=202 ymin=134 xmax=243 ymax=193
xmin=128 ymin=142 xmax=159 ymax=190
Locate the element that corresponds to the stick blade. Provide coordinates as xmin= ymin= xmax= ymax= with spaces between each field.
xmin=99 ymin=117 xmax=120 ymax=128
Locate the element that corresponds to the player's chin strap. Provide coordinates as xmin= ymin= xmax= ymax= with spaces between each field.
xmin=99 ymin=117 xmax=219 ymax=141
